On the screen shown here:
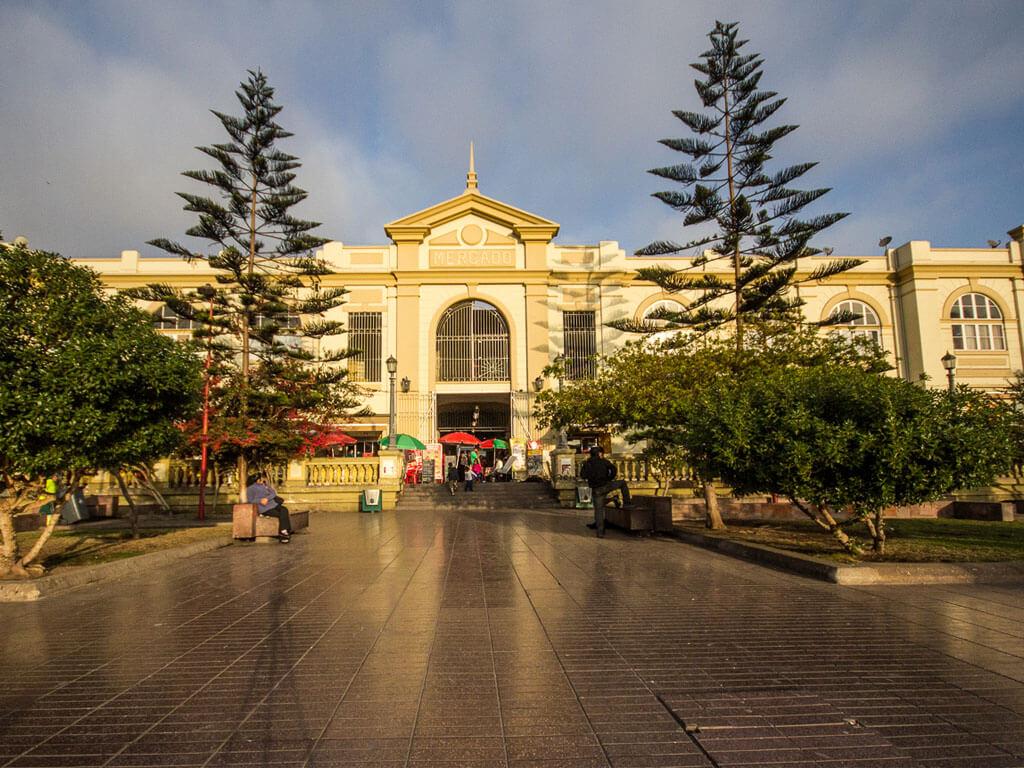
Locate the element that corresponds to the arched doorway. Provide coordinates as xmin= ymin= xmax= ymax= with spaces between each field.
xmin=436 ymin=300 xmax=510 ymax=382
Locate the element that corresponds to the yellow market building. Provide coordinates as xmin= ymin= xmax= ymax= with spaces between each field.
xmin=73 ymin=162 xmax=1024 ymax=465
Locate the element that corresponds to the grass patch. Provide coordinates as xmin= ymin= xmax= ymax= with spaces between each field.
xmin=677 ymin=517 xmax=1024 ymax=563
xmin=13 ymin=526 xmax=229 ymax=570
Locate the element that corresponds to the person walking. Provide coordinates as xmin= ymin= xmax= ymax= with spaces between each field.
xmin=579 ymin=446 xmax=631 ymax=537
xmin=464 ymin=460 xmax=476 ymax=492
xmin=245 ymin=472 xmax=293 ymax=543
xmin=446 ymin=461 xmax=459 ymax=496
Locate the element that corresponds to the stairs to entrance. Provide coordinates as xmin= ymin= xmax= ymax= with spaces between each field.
xmin=397 ymin=480 xmax=562 ymax=512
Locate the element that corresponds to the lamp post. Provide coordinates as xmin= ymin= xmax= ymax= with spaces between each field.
xmin=941 ymin=351 xmax=957 ymax=394
xmin=386 ymin=355 xmax=398 ymax=442
xmin=196 ymin=284 xmax=216 ymax=521
xmin=555 ymin=354 xmax=567 ymax=449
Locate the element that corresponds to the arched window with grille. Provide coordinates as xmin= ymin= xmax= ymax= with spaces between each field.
xmin=950 ymin=293 xmax=1005 ymax=350
xmin=436 ymin=300 xmax=510 ymax=381
xmin=829 ymin=299 xmax=882 ymax=346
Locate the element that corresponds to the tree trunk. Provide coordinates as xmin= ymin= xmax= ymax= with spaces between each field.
xmin=238 ymin=454 xmax=248 ymax=503
xmin=114 ymin=470 xmax=140 ymax=540
xmin=867 ymin=509 xmax=886 ymax=554
xmin=792 ymin=499 xmax=863 ymax=556
xmin=0 ymin=501 xmax=21 ymax=578
xmin=703 ymin=480 xmax=726 ymax=530
xmin=131 ymin=463 xmax=171 ymax=513
xmin=15 ymin=476 xmax=76 ymax=576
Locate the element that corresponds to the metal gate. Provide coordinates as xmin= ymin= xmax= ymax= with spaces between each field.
xmin=436 ymin=300 xmax=510 ymax=381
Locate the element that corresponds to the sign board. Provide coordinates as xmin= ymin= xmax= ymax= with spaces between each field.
xmin=425 ymin=442 xmax=444 ymax=482
xmin=380 ymin=457 xmax=398 ymax=478
xmin=510 ymin=438 xmax=526 ymax=471
xmin=421 ymin=459 xmax=435 ymax=484
xmin=526 ymin=447 xmax=544 ymax=478
xmin=557 ymin=454 xmax=576 ymax=479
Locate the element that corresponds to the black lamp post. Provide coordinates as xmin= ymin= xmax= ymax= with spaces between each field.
xmin=941 ymin=351 xmax=957 ymax=394
xmin=196 ymin=283 xmax=216 ymax=521
xmin=386 ymin=355 xmax=397 ymax=443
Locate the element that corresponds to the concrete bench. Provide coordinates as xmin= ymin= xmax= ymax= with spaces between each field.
xmin=604 ymin=499 xmax=674 ymax=534
xmin=232 ymin=503 xmax=309 ymax=541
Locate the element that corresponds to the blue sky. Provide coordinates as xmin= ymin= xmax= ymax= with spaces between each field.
xmin=2 ymin=0 xmax=1022 ymax=259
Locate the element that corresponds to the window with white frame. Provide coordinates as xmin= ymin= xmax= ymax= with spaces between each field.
xmin=950 ymin=293 xmax=1005 ymax=351
xmin=830 ymin=299 xmax=882 ymax=346
xmin=154 ymin=305 xmax=197 ymax=330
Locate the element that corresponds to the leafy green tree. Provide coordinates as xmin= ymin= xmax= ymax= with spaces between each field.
xmin=698 ymin=365 xmax=1012 ymax=554
xmin=537 ymin=325 xmax=887 ymax=529
xmin=0 ymin=245 xmax=200 ymax=577
xmin=87 ymin=305 xmax=201 ymax=538
xmin=611 ymin=21 xmax=862 ymax=349
xmin=138 ymin=70 xmax=362 ymax=499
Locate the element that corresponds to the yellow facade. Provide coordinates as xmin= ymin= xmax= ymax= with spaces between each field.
xmin=73 ymin=167 xmax=1024 ymax=452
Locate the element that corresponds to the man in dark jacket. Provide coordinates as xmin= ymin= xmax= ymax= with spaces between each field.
xmin=579 ymin=446 xmax=631 ymax=537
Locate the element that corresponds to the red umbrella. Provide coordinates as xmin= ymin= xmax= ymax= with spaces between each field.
xmin=439 ymin=431 xmax=480 ymax=445
xmin=311 ymin=431 xmax=357 ymax=448
xmin=298 ymin=429 xmax=357 ymax=456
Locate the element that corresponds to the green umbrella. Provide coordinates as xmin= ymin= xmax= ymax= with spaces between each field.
xmin=379 ymin=433 xmax=426 ymax=450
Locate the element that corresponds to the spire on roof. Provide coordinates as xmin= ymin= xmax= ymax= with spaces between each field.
xmin=465 ymin=141 xmax=478 ymax=193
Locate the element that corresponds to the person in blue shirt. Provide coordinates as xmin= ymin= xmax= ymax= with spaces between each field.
xmin=245 ymin=473 xmax=292 ymax=543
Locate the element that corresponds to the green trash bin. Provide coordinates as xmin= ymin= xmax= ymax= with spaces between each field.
xmin=575 ymin=483 xmax=593 ymax=509
xmin=360 ymin=488 xmax=382 ymax=513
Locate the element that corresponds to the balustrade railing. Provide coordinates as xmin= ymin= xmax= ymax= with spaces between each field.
xmin=304 ymin=459 xmax=380 ymax=487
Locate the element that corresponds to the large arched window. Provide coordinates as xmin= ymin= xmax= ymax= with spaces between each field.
xmin=643 ymin=299 xmax=686 ymax=346
xmin=950 ymin=293 xmax=1005 ymax=350
xmin=436 ymin=300 xmax=510 ymax=381
xmin=830 ymin=299 xmax=882 ymax=346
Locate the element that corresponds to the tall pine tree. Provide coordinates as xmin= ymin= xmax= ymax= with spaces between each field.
xmin=612 ymin=21 xmax=863 ymax=349
xmin=138 ymin=70 xmax=361 ymax=500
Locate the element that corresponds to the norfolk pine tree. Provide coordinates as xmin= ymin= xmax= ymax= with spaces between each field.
xmin=611 ymin=21 xmax=864 ymax=349
xmin=141 ymin=70 xmax=362 ymax=500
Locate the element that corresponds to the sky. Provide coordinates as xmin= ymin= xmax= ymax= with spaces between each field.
xmin=1 ymin=0 xmax=1022 ymax=260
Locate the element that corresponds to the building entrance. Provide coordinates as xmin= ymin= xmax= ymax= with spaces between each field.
xmin=435 ymin=394 xmax=510 ymax=440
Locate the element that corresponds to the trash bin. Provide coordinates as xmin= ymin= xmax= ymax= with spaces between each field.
xmin=360 ymin=488 xmax=382 ymax=513
xmin=61 ymin=488 xmax=90 ymax=523
xmin=575 ymin=484 xmax=593 ymax=509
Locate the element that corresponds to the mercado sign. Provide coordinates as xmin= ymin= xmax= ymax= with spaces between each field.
xmin=429 ymin=249 xmax=515 ymax=268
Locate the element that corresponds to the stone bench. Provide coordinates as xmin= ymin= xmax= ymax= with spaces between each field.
xmin=604 ymin=498 xmax=674 ymax=534
xmin=232 ymin=503 xmax=309 ymax=541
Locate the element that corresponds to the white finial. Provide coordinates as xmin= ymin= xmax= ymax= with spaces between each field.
xmin=465 ymin=141 xmax=478 ymax=192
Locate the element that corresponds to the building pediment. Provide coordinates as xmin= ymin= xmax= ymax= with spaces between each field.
xmin=385 ymin=189 xmax=560 ymax=246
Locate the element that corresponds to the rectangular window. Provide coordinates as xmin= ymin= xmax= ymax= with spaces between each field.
xmin=349 ymin=312 xmax=382 ymax=382
xmin=563 ymin=311 xmax=597 ymax=380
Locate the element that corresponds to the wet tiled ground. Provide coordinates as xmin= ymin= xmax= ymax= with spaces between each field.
xmin=1 ymin=507 xmax=1022 ymax=767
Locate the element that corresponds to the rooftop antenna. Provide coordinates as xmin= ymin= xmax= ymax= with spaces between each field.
xmin=878 ymin=236 xmax=892 ymax=249
xmin=987 ymin=239 xmax=1002 ymax=248
xmin=465 ymin=141 xmax=478 ymax=192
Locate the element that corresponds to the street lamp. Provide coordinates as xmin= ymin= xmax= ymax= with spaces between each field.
xmin=386 ymin=355 xmax=398 ymax=442
xmin=941 ymin=351 xmax=957 ymax=394
xmin=533 ymin=375 xmax=544 ymax=392
xmin=196 ymin=284 xmax=216 ymax=521
xmin=554 ymin=354 xmax=567 ymax=449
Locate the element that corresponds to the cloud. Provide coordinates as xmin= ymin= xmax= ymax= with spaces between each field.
xmin=1 ymin=0 xmax=1021 ymax=261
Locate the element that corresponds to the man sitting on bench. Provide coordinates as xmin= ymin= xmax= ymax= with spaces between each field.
xmin=245 ymin=473 xmax=292 ymax=543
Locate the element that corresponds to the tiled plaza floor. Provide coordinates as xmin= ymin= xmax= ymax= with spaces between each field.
xmin=1 ymin=506 xmax=1022 ymax=768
